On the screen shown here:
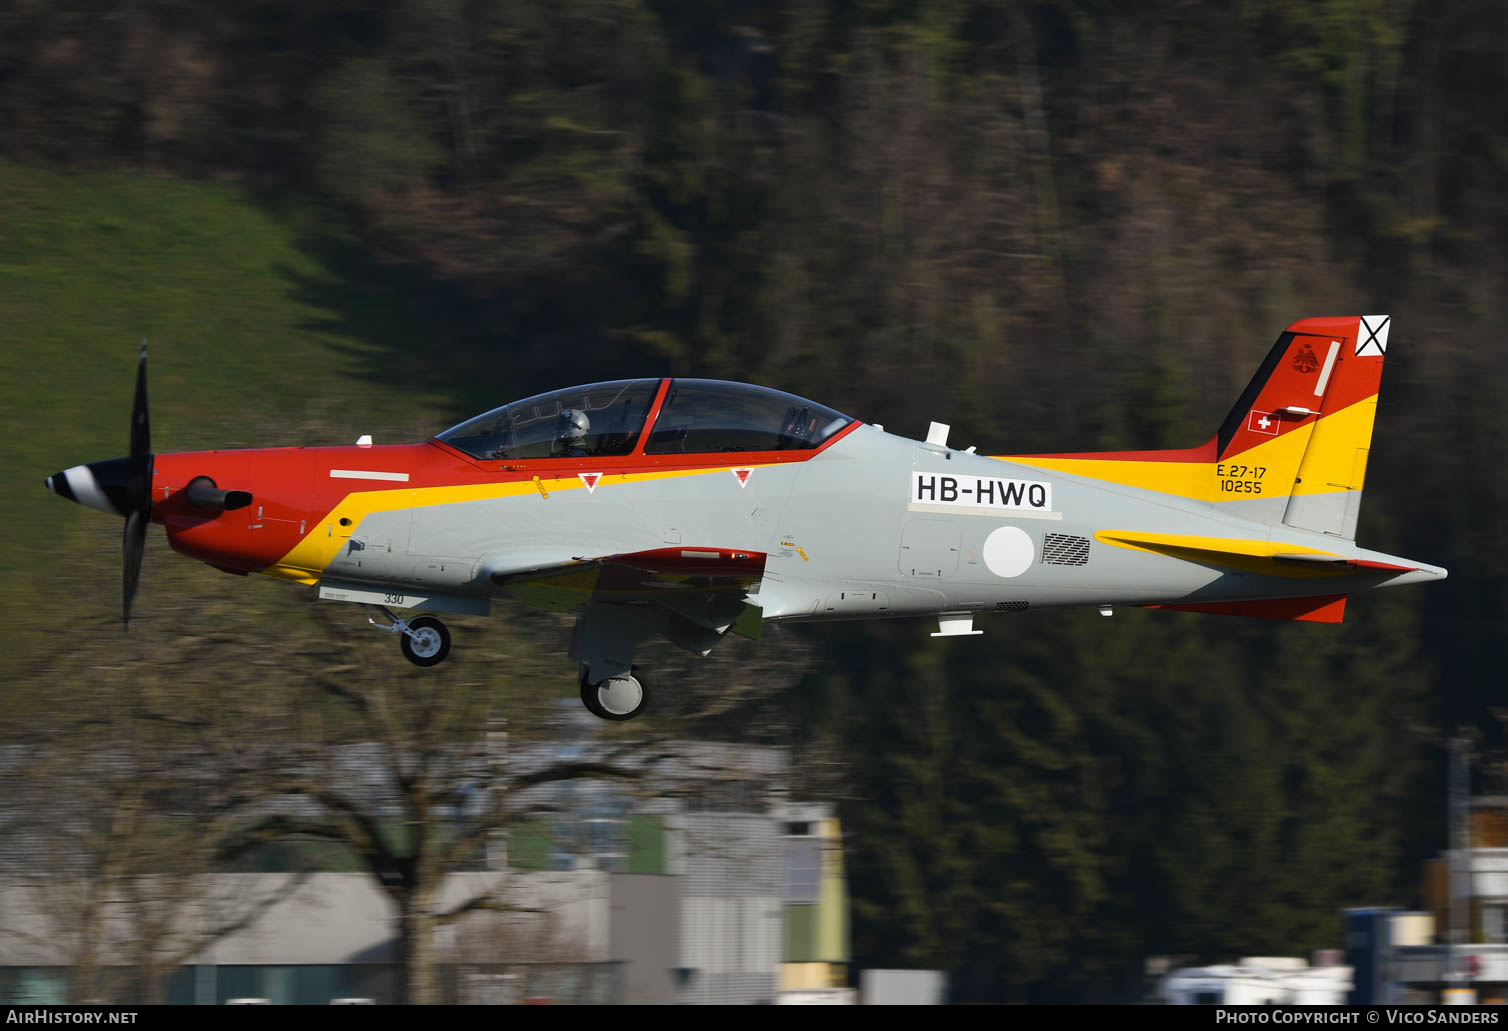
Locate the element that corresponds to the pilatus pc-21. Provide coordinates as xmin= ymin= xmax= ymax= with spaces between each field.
xmin=48 ymin=315 xmax=1444 ymax=720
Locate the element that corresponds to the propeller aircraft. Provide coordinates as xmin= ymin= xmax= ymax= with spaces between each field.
xmin=47 ymin=316 xmax=1445 ymax=720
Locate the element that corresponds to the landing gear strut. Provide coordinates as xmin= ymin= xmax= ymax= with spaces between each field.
xmin=580 ymin=666 xmax=648 ymax=721
xmin=366 ymin=606 xmax=451 ymax=667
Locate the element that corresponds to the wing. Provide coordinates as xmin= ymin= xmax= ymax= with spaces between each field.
xmin=486 ymin=546 xmax=766 ymax=635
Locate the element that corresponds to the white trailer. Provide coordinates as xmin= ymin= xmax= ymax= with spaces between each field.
xmin=1161 ymin=956 xmax=1352 ymax=1005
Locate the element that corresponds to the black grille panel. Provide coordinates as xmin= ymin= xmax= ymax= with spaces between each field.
xmin=1042 ymin=533 xmax=1090 ymax=566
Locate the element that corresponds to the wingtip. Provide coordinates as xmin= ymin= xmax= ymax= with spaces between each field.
xmin=1390 ymin=562 xmax=1447 ymax=586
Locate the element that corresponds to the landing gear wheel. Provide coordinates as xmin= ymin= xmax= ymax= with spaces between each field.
xmin=400 ymin=616 xmax=450 ymax=667
xmin=580 ymin=669 xmax=647 ymax=721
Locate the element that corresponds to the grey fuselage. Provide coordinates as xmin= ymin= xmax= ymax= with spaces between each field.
xmin=318 ymin=425 xmax=1443 ymax=626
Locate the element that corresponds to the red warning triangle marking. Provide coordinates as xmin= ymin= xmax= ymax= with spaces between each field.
xmin=732 ymin=467 xmax=752 ymax=488
xmin=579 ymin=472 xmax=601 ymax=493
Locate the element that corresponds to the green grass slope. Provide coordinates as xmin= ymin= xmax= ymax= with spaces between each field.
xmin=0 ymin=162 xmax=462 ymax=662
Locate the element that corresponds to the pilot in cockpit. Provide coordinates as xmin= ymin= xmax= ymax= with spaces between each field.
xmin=552 ymin=408 xmax=591 ymax=457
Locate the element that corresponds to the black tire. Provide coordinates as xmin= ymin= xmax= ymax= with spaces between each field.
xmin=400 ymin=616 xmax=450 ymax=667
xmin=579 ymin=669 xmax=647 ymax=721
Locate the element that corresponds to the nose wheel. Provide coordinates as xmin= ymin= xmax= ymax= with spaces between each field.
xmin=367 ymin=607 xmax=452 ymax=667
xmin=580 ymin=667 xmax=648 ymax=721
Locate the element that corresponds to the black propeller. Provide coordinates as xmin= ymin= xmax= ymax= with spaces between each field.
xmin=122 ymin=343 xmax=152 ymax=628
xmin=43 ymin=344 xmax=155 ymax=629
xmin=45 ymin=345 xmax=256 ymax=628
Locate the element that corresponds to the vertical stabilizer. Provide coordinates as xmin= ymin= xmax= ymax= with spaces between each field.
xmin=1211 ymin=316 xmax=1387 ymax=538
xmin=1279 ymin=316 xmax=1388 ymax=538
xmin=1272 ymin=313 xmax=1381 ymax=539
xmin=999 ymin=316 xmax=1391 ymax=541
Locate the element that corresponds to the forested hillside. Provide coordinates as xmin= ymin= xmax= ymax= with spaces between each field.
xmin=2 ymin=0 xmax=1504 ymax=1001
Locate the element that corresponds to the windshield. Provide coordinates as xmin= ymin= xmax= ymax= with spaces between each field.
xmin=644 ymin=380 xmax=853 ymax=454
xmin=436 ymin=379 xmax=661 ymax=460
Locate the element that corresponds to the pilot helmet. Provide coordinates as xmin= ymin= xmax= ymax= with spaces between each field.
xmin=557 ymin=407 xmax=590 ymax=445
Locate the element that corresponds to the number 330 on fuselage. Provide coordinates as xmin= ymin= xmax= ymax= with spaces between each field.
xmin=46 ymin=315 xmax=1446 ymax=721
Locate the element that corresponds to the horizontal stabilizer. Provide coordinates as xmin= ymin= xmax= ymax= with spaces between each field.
xmin=1144 ymin=594 xmax=1347 ymax=623
xmin=1271 ymin=554 xmax=1417 ymax=573
xmin=1096 ymin=530 xmax=1349 ymax=578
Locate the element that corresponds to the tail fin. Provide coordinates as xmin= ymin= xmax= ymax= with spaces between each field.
xmin=1002 ymin=316 xmax=1391 ymax=540
xmin=1215 ymin=315 xmax=1388 ymax=539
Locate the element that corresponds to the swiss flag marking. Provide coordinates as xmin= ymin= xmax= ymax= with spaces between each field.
xmin=579 ymin=472 xmax=601 ymax=493
xmin=732 ymin=467 xmax=753 ymax=488
xmin=1247 ymin=410 xmax=1279 ymax=436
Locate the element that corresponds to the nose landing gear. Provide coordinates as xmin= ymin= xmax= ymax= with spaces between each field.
xmin=366 ymin=606 xmax=452 ymax=667
xmin=580 ymin=667 xmax=648 ymax=721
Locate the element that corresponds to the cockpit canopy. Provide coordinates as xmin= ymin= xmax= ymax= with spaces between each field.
xmin=437 ymin=379 xmax=660 ymax=460
xmin=644 ymin=379 xmax=852 ymax=454
xmin=435 ymin=378 xmax=853 ymax=460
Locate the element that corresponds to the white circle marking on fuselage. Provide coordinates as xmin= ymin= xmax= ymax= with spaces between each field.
xmin=982 ymin=525 xmax=1034 ymax=578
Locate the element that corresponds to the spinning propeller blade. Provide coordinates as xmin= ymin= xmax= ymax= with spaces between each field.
xmin=43 ymin=343 xmax=156 ymax=628
xmin=123 ymin=343 xmax=152 ymax=627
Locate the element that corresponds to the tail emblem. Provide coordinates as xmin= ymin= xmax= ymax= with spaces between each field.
xmin=1291 ymin=344 xmax=1320 ymax=373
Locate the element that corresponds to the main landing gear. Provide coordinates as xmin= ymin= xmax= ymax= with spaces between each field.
xmin=366 ymin=606 xmax=451 ymax=667
xmin=580 ymin=666 xmax=648 ymax=721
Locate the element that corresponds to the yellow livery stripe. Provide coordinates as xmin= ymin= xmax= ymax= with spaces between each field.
xmin=1000 ymin=451 xmax=1218 ymax=501
xmin=1094 ymin=530 xmax=1349 ymax=578
xmin=265 ymin=465 xmax=761 ymax=585
xmin=1000 ymin=395 xmax=1378 ymax=503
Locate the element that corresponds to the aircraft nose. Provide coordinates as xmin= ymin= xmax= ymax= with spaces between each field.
xmin=44 ymin=458 xmax=135 ymax=517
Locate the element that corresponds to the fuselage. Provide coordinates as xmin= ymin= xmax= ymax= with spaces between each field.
xmin=147 ymin=419 xmax=1443 ymax=623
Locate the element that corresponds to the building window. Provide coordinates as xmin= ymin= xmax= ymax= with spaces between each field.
xmin=787 ymin=840 xmax=821 ymax=905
